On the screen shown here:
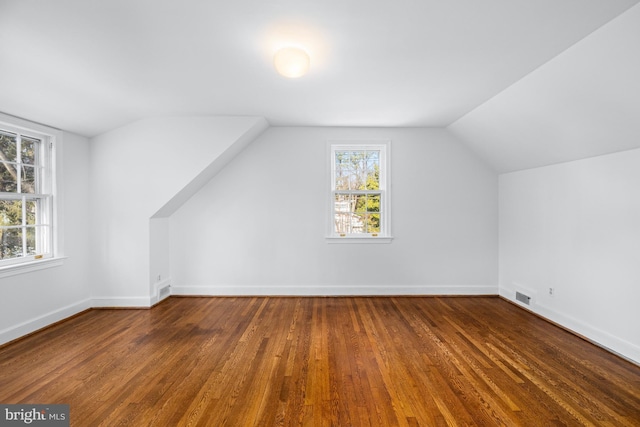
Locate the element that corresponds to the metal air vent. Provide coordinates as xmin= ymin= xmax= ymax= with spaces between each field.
xmin=516 ymin=291 xmax=531 ymax=305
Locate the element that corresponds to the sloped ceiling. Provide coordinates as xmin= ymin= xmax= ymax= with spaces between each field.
xmin=449 ymin=2 xmax=640 ymax=173
xmin=0 ymin=0 xmax=639 ymax=172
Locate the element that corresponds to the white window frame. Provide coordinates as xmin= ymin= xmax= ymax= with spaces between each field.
xmin=0 ymin=114 xmax=63 ymax=277
xmin=326 ymin=141 xmax=392 ymax=244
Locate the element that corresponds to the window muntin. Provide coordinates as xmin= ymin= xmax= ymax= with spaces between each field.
xmin=330 ymin=143 xmax=389 ymax=238
xmin=0 ymin=127 xmax=53 ymax=265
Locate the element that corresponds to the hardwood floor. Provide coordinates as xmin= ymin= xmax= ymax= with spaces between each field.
xmin=0 ymin=297 xmax=638 ymax=426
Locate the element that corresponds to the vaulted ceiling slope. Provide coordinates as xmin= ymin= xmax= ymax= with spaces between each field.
xmin=0 ymin=1 xmax=639 ymax=173
xmin=449 ymin=2 xmax=640 ymax=173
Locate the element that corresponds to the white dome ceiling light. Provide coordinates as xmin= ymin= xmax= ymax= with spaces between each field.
xmin=273 ymin=47 xmax=310 ymax=78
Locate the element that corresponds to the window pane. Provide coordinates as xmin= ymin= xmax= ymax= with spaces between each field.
xmin=353 ymin=152 xmax=364 ymax=189
xmin=353 ymin=194 xmax=367 ymax=213
xmin=335 ymin=176 xmax=349 ymax=191
xmin=335 ymin=151 xmax=348 ymax=190
xmin=365 ymin=150 xmax=380 ymax=190
xmin=0 ymin=227 xmax=23 ymax=259
xmin=26 ymin=200 xmax=37 ymax=225
xmin=367 ymin=194 xmax=380 ymax=212
xmin=21 ymin=165 xmax=36 ymax=193
xmin=0 ymin=200 xmax=23 ymax=226
xmin=0 ymin=163 xmax=18 ymax=192
xmin=366 ymin=213 xmax=381 ymax=233
xmin=21 ymin=137 xmax=40 ymax=165
xmin=26 ymin=226 xmax=36 ymax=255
xmin=350 ymin=151 xmax=365 ymax=190
xmin=0 ymin=132 xmax=17 ymax=163
xmin=334 ymin=193 xmax=353 ymax=213
xmin=334 ymin=211 xmax=351 ymax=234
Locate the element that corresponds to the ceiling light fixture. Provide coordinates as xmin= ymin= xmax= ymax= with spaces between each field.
xmin=274 ymin=47 xmax=310 ymax=78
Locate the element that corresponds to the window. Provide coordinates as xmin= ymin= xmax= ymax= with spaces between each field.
xmin=0 ymin=124 xmax=54 ymax=267
xmin=328 ymin=142 xmax=391 ymax=242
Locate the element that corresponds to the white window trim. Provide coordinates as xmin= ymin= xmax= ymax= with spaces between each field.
xmin=0 ymin=112 xmax=64 ymax=275
xmin=326 ymin=140 xmax=393 ymax=244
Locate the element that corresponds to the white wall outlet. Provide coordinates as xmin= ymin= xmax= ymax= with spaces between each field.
xmin=549 ymin=287 xmax=554 ymax=296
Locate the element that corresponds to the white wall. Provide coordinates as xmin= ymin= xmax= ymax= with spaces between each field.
xmin=499 ymin=148 xmax=640 ymax=363
xmin=0 ymin=128 xmax=91 ymax=345
xmin=88 ymin=116 xmax=267 ymax=306
xmin=170 ymin=127 xmax=498 ymax=295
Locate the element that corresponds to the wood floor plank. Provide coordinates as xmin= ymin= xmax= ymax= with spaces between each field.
xmin=1 ymin=296 xmax=639 ymax=426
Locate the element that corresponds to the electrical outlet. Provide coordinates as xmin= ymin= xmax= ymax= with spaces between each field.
xmin=157 ymin=274 xmax=162 ymax=282
xmin=549 ymin=287 xmax=554 ymax=296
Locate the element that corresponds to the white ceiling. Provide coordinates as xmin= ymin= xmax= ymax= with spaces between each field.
xmin=1 ymin=0 xmax=639 ymax=172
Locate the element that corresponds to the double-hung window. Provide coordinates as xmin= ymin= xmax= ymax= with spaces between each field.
xmin=0 ymin=124 xmax=54 ymax=267
xmin=328 ymin=141 xmax=392 ymax=243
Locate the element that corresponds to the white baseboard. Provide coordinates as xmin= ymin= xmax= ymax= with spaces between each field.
xmin=170 ymin=284 xmax=498 ymax=296
xmin=0 ymin=298 xmax=92 ymax=346
xmin=499 ymin=287 xmax=640 ymax=365
xmin=91 ymin=296 xmax=153 ymax=308
xmin=93 ymin=279 xmax=173 ymax=308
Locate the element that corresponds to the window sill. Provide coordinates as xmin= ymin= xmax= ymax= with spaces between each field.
xmin=0 ymin=257 xmax=66 ymax=279
xmin=326 ymin=236 xmax=394 ymax=244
